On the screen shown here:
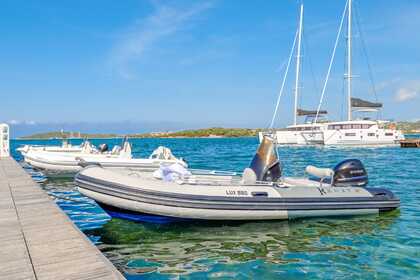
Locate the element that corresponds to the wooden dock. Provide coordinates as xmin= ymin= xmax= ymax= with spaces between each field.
xmin=0 ymin=157 xmax=125 ymax=280
xmin=400 ymin=139 xmax=420 ymax=148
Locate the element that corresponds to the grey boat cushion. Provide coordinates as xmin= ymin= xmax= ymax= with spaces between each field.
xmin=305 ymin=165 xmax=334 ymax=178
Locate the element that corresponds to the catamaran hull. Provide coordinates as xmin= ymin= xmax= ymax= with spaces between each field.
xmin=259 ymin=129 xmax=404 ymax=146
xmin=75 ymin=171 xmax=399 ymax=221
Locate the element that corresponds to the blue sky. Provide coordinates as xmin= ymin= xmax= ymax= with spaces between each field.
xmin=0 ymin=0 xmax=419 ymax=134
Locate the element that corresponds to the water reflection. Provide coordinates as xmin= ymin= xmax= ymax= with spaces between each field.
xmin=86 ymin=212 xmax=399 ymax=276
xmin=11 ymin=138 xmax=417 ymax=278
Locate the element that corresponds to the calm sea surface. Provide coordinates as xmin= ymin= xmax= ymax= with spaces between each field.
xmin=11 ymin=137 xmax=420 ymax=279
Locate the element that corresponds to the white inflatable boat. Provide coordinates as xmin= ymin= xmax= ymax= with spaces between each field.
xmin=17 ymin=139 xmax=90 ymax=156
xmin=23 ymin=140 xmax=187 ymax=178
xmin=75 ymin=136 xmax=399 ymax=222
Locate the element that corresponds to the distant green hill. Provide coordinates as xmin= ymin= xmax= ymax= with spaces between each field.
xmin=19 ymin=127 xmax=261 ymax=139
xmin=131 ymin=127 xmax=261 ymax=138
xmin=18 ymin=121 xmax=420 ymax=140
xmin=395 ymin=121 xmax=420 ymax=133
xmin=19 ymin=131 xmax=119 ymax=139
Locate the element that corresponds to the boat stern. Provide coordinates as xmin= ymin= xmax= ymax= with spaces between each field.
xmin=366 ymin=188 xmax=400 ymax=211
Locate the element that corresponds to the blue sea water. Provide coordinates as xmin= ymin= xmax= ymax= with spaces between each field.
xmin=11 ymin=137 xmax=420 ymax=279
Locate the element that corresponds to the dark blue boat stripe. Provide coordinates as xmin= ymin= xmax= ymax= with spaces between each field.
xmin=75 ymin=173 xmax=399 ymax=204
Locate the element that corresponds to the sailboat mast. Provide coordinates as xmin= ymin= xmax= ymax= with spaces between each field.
xmin=293 ymin=4 xmax=303 ymax=126
xmin=347 ymin=0 xmax=352 ymax=121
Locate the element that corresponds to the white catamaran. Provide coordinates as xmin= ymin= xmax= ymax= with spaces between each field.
xmin=259 ymin=0 xmax=404 ymax=146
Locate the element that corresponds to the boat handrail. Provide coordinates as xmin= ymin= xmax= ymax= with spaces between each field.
xmin=189 ymin=169 xmax=238 ymax=176
xmin=179 ymin=174 xmax=274 ymax=186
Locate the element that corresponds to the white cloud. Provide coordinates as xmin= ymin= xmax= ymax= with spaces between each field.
xmin=375 ymin=77 xmax=401 ymax=92
xmin=7 ymin=120 xmax=37 ymax=125
xmin=394 ymin=81 xmax=420 ymax=102
xmin=395 ymin=88 xmax=417 ymax=102
xmin=8 ymin=120 xmax=21 ymax=125
xmin=109 ymin=1 xmax=213 ymax=79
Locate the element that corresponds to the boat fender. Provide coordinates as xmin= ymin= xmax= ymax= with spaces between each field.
xmin=305 ymin=165 xmax=334 ymax=179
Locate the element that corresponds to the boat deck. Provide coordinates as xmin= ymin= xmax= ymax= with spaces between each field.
xmin=400 ymin=139 xmax=420 ymax=148
xmin=0 ymin=157 xmax=125 ymax=280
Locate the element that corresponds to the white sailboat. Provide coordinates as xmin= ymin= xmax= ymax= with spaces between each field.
xmin=259 ymin=0 xmax=404 ymax=146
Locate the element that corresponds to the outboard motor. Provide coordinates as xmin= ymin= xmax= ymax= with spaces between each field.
xmin=98 ymin=143 xmax=108 ymax=153
xmin=249 ymin=135 xmax=282 ymax=182
xmin=332 ymin=159 xmax=368 ymax=187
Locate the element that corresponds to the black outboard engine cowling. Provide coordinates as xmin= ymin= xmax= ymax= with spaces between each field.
xmin=249 ymin=136 xmax=282 ymax=182
xmin=333 ymin=159 xmax=368 ymax=187
xmin=98 ymin=143 xmax=108 ymax=153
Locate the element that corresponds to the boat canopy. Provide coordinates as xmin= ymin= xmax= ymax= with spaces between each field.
xmin=297 ymin=109 xmax=327 ymax=116
xmin=351 ymin=98 xmax=382 ymax=109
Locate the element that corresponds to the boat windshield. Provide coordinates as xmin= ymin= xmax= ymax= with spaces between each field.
xmin=304 ymin=115 xmax=328 ymax=124
xmin=328 ymin=123 xmax=373 ymax=130
xmin=287 ymin=126 xmax=321 ymax=131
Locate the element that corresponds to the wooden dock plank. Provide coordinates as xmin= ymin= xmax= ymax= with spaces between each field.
xmin=400 ymin=138 xmax=420 ymax=148
xmin=0 ymin=157 xmax=125 ymax=280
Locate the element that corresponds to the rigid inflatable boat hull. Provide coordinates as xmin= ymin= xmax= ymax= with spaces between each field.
xmin=79 ymin=188 xmax=384 ymax=221
xmin=98 ymin=203 xmax=191 ymax=224
xmin=75 ymin=170 xmax=399 ymax=221
xmin=97 ymin=203 xmax=378 ymax=224
xmin=24 ymin=155 xmax=81 ymax=172
xmin=80 ymin=187 xmax=290 ymax=220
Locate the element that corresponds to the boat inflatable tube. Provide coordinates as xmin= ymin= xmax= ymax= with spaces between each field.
xmin=76 ymin=157 xmax=102 ymax=168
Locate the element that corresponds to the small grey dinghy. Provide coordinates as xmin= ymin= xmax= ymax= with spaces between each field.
xmin=75 ymin=136 xmax=399 ymax=222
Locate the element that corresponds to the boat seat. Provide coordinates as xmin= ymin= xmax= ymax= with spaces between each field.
xmin=305 ymin=165 xmax=334 ymax=179
xmin=149 ymin=146 xmax=176 ymax=160
xmin=242 ymin=168 xmax=257 ymax=184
